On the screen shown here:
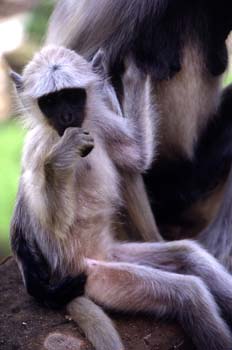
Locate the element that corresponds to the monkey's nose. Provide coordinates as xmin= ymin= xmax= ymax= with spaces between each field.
xmin=60 ymin=113 xmax=74 ymax=125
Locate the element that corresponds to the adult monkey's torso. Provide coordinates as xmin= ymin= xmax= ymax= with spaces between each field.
xmin=46 ymin=0 xmax=232 ymax=239
xmin=146 ymin=42 xmax=224 ymax=238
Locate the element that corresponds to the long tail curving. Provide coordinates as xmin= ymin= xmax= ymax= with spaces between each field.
xmin=67 ymin=297 xmax=124 ymax=350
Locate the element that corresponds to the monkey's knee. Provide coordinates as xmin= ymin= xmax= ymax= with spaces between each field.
xmin=170 ymin=239 xmax=205 ymax=258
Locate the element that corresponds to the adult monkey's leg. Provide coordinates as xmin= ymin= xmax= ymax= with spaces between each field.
xmin=198 ymin=166 xmax=232 ymax=271
xmin=85 ymin=259 xmax=232 ymax=350
xmin=195 ymin=85 xmax=232 ymax=271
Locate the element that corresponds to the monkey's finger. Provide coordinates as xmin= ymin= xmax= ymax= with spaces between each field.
xmin=81 ymin=135 xmax=94 ymax=143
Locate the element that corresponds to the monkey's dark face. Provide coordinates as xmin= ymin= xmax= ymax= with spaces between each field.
xmin=38 ymin=88 xmax=87 ymax=136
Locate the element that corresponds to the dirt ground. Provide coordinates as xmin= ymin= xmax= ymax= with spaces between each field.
xmin=0 ymin=258 xmax=196 ymax=350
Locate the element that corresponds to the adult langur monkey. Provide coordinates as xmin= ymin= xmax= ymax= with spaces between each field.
xmin=46 ymin=0 xmax=232 ymax=270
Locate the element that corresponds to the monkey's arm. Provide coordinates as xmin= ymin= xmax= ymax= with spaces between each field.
xmin=98 ymin=63 xmax=156 ymax=173
xmin=122 ymin=62 xmax=156 ymax=170
xmin=22 ymin=128 xmax=94 ymax=239
xmin=101 ymin=85 xmax=162 ymax=241
xmin=10 ymin=195 xmax=87 ymax=309
xmin=92 ymin=50 xmax=162 ymax=242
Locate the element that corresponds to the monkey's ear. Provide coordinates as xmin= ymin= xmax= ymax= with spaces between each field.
xmin=92 ymin=49 xmax=108 ymax=78
xmin=10 ymin=71 xmax=23 ymax=91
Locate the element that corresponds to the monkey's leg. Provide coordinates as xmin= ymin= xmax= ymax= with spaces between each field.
xmin=111 ymin=240 xmax=232 ymax=324
xmin=195 ymin=85 xmax=232 ymax=267
xmin=85 ymin=260 xmax=232 ymax=350
xmin=198 ymin=166 xmax=232 ymax=271
xmin=196 ymin=83 xmax=232 ymax=269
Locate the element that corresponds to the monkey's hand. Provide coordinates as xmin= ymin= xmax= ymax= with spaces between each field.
xmin=62 ymin=127 xmax=94 ymax=158
xmin=46 ymin=127 xmax=94 ymax=171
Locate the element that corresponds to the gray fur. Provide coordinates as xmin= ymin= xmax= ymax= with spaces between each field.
xmin=46 ymin=0 xmax=148 ymax=60
xmin=10 ymin=71 xmax=23 ymax=91
xmin=11 ymin=46 xmax=232 ymax=350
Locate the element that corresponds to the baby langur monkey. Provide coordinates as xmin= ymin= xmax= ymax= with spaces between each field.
xmin=10 ymin=45 xmax=232 ymax=350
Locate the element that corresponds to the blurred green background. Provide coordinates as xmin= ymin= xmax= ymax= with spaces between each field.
xmin=0 ymin=1 xmax=232 ymax=259
xmin=0 ymin=1 xmax=54 ymax=258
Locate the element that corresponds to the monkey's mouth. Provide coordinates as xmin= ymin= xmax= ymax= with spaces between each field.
xmin=58 ymin=116 xmax=83 ymax=129
xmin=54 ymin=115 xmax=84 ymax=136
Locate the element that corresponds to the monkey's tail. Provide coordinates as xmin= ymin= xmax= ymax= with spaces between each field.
xmin=67 ymin=297 xmax=124 ymax=350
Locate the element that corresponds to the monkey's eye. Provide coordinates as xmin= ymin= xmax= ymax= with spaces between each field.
xmin=45 ymin=97 xmax=53 ymax=104
xmin=38 ymin=94 xmax=57 ymax=117
xmin=43 ymin=94 xmax=57 ymax=106
xmin=38 ymin=94 xmax=55 ymax=107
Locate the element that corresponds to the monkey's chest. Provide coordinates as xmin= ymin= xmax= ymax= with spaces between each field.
xmin=71 ymin=147 xmax=121 ymax=258
xmin=154 ymin=45 xmax=220 ymax=158
xmin=75 ymin=143 xmax=121 ymax=207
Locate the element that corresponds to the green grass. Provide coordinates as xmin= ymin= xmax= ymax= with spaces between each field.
xmin=224 ymin=72 xmax=232 ymax=86
xmin=26 ymin=1 xmax=54 ymax=44
xmin=0 ymin=120 xmax=25 ymax=257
